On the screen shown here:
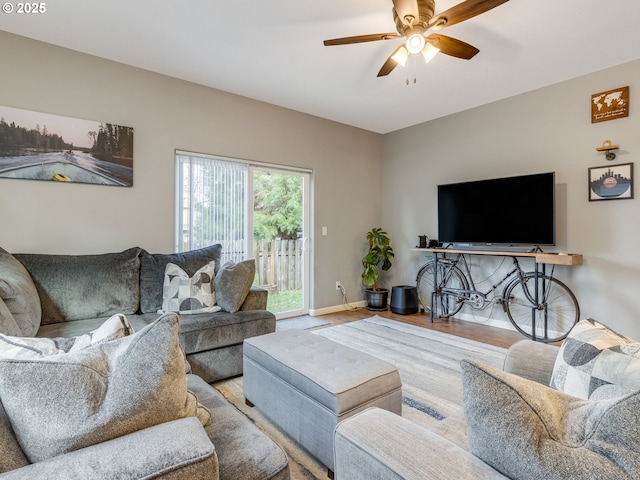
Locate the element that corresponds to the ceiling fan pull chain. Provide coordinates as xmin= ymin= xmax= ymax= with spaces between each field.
xmin=411 ymin=54 xmax=417 ymax=84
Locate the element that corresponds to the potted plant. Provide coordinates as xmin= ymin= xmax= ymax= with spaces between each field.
xmin=361 ymin=227 xmax=394 ymax=311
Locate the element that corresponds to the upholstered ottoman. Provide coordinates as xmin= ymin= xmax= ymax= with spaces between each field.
xmin=243 ymin=329 xmax=402 ymax=475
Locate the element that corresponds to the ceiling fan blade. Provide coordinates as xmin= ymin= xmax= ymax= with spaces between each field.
xmin=323 ymin=33 xmax=401 ymax=46
xmin=427 ymin=34 xmax=479 ymax=59
xmin=377 ymin=45 xmax=405 ymax=77
xmin=392 ymin=0 xmax=420 ymax=26
xmin=428 ymin=0 xmax=508 ymax=29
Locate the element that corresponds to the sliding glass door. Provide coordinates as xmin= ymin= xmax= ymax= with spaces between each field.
xmin=176 ymin=151 xmax=310 ymax=318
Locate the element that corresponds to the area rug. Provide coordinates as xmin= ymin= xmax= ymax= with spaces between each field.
xmin=275 ymin=316 xmax=330 ymax=331
xmin=315 ymin=315 xmax=506 ymax=423
xmin=214 ymin=316 xmax=507 ymax=480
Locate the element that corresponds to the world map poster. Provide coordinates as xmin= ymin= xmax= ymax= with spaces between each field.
xmin=591 ymin=86 xmax=629 ymax=123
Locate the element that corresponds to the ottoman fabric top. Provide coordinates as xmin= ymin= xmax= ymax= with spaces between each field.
xmin=243 ymin=329 xmax=401 ymax=415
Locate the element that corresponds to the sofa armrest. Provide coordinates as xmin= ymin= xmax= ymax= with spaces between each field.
xmin=502 ymin=339 xmax=560 ymax=385
xmin=239 ymin=286 xmax=268 ymax=311
xmin=0 ymin=417 xmax=218 ymax=480
xmin=334 ymin=408 xmax=506 ymax=480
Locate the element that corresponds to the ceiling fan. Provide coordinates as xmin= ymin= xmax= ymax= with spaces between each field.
xmin=323 ymin=0 xmax=509 ymax=77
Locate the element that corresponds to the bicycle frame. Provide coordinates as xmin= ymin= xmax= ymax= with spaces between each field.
xmin=431 ymin=254 xmax=555 ymax=318
xmin=421 ymin=249 xmax=578 ymax=342
xmin=436 ymin=254 xmax=519 ymax=305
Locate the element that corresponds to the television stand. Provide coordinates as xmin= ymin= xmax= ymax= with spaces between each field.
xmin=447 ymin=244 xmax=538 ymax=254
xmin=411 ymin=248 xmax=583 ymax=342
xmin=412 ymin=247 xmax=582 ymax=266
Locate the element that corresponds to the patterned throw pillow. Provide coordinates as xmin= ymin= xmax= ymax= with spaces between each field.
xmin=139 ymin=244 xmax=223 ymax=314
xmin=66 ymin=314 xmax=134 ymax=352
xmin=160 ymin=261 xmax=221 ymax=315
xmin=0 ymin=314 xmax=134 ymax=359
xmin=550 ymin=318 xmax=640 ymax=400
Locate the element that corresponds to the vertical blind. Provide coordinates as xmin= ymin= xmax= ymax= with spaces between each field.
xmin=176 ymin=153 xmax=248 ymax=263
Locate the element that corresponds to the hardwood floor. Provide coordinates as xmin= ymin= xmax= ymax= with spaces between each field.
xmin=304 ymin=308 xmax=526 ymax=349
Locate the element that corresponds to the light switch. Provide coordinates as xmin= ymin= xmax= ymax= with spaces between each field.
xmin=322 ymin=226 xmax=328 ymax=236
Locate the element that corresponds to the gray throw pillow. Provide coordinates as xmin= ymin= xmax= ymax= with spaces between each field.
xmin=461 ymin=359 xmax=640 ymax=480
xmin=0 ymin=313 xmax=203 ymax=463
xmin=0 ymin=247 xmax=41 ymax=336
xmin=139 ymin=244 xmax=222 ymax=314
xmin=550 ymin=318 xmax=640 ymax=400
xmin=15 ymin=248 xmax=141 ymax=324
xmin=0 ymin=298 xmax=22 ymax=337
xmin=214 ymin=259 xmax=256 ymax=313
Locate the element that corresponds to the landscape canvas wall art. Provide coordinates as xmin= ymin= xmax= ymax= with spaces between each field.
xmin=0 ymin=106 xmax=133 ymax=187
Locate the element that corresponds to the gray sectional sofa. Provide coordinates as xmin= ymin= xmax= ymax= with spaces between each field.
xmin=4 ymin=244 xmax=275 ymax=383
xmin=334 ymin=334 xmax=640 ymax=479
xmin=0 ymin=245 xmax=289 ymax=479
xmin=333 ymin=340 xmax=561 ymax=479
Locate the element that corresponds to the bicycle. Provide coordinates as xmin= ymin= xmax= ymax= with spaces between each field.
xmin=415 ymin=252 xmax=579 ymax=343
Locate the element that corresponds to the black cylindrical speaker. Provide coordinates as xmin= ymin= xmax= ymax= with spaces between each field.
xmin=390 ymin=285 xmax=418 ymax=315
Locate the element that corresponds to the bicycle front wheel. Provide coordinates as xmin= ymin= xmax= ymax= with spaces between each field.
xmin=416 ymin=261 xmax=468 ymax=319
xmin=503 ymin=273 xmax=579 ymax=342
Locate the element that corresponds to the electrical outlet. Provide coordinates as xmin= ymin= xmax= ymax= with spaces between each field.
xmin=336 ymin=281 xmax=343 ymax=291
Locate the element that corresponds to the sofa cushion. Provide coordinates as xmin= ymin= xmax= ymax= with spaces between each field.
xmin=334 ymin=408 xmax=506 ymax=480
xmin=461 ymin=359 xmax=640 ymax=480
xmin=188 ymin=374 xmax=290 ymax=480
xmin=214 ymin=260 xmax=255 ymax=313
xmin=139 ymin=244 xmax=223 ymax=314
xmin=0 ymin=247 xmax=41 ymax=336
xmin=0 ymin=418 xmax=218 ymax=480
xmin=0 ymin=313 xmax=203 ymax=463
xmin=550 ymin=318 xmax=640 ymax=400
xmin=15 ymin=247 xmax=141 ymax=325
xmin=160 ymin=261 xmax=221 ymax=315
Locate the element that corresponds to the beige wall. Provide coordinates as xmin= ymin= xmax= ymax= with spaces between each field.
xmin=382 ymin=59 xmax=640 ymax=338
xmin=0 ymin=31 xmax=382 ymax=311
xmin=3 ymin=30 xmax=640 ymax=336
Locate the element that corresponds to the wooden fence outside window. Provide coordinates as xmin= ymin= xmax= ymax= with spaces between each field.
xmin=253 ymin=239 xmax=303 ymax=293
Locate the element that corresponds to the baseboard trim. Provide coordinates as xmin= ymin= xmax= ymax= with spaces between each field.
xmin=455 ymin=312 xmax=516 ymax=332
xmin=309 ymin=304 xmax=517 ymax=333
xmin=309 ymin=301 xmax=366 ymax=317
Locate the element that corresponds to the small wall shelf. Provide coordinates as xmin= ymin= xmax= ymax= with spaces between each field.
xmin=596 ymin=142 xmax=619 ymax=161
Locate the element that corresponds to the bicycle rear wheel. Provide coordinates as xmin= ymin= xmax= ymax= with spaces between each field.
xmin=416 ymin=261 xmax=468 ymax=318
xmin=503 ymin=273 xmax=579 ymax=342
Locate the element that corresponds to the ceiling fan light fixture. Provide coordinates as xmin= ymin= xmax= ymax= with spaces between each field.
xmin=421 ymin=43 xmax=440 ymax=63
xmin=324 ymin=0 xmax=510 ymax=78
xmin=406 ymin=33 xmax=425 ymax=54
xmin=391 ymin=45 xmax=409 ymax=66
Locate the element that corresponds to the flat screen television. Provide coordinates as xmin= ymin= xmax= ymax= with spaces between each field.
xmin=437 ymin=172 xmax=555 ymax=247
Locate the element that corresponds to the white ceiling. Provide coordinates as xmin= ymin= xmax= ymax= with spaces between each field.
xmin=2 ymin=0 xmax=640 ymax=134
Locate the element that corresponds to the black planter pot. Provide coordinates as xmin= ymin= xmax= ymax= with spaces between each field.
xmin=365 ymin=288 xmax=389 ymax=311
